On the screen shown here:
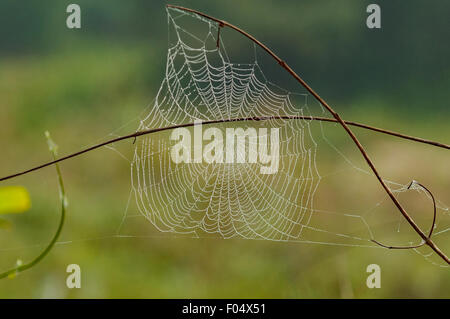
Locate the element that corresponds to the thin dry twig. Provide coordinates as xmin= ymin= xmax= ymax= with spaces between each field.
xmin=1 ymin=115 xmax=448 ymax=183
xmin=371 ymin=180 xmax=437 ymax=250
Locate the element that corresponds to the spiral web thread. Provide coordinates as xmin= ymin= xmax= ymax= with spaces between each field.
xmin=124 ymin=7 xmax=449 ymax=263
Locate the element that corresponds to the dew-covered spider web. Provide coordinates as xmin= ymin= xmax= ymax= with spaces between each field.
xmin=2 ymin=7 xmax=450 ymax=287
xmin=112 ymin=7 xmax=450 ymax=265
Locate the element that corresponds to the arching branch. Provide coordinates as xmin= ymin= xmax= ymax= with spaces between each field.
xmin=0 ymin=115 xmax=448 ymax=183
xmin=166 ymin=5 xmax=449 ymax=264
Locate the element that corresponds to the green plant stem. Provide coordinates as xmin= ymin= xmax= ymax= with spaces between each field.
xmin=0 ymin=149 xmax=66 ymax=280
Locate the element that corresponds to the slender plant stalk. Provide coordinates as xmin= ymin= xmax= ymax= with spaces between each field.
xmin=166 ymin=5 xmax=449 ymax=263
xmin=0 ymin=115 xmax=448 ymax=184
xmin=0 ymin=133 xmax=66 ymax=280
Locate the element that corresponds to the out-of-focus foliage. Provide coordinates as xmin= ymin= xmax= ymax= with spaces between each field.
xmin=0 ymin=186 xmax=31 ymax=215
xmin=0 ymin=0 xmax=448 ymax=113
xmin=0 ymin=0 xmax=448 ymax=298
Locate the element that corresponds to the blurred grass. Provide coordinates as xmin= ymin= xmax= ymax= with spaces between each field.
xmin=0 ymin=21 xmax=449 ymax=298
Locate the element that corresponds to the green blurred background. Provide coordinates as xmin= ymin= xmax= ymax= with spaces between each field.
xmin=0 ymin=0 xmax=449 ymax=298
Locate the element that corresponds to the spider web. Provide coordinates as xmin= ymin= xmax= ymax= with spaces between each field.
xmin=1 ymin=7 xmax=450 ymax=288
xmin=116 ymin=7 xmax=449 ymax=264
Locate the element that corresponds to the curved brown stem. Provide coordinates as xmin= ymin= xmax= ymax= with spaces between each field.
xmin=0 ymin=115 xmax=447 ymax=183
xmin=371 ymin=239 xmax=426 ymax=250
xmin=371 ymin=180 xmax=437 ymax=250
xmin=166 ymin=5 xmax=449 ymax=264
xmin=411 ymin=181 xmax=437 ymax=239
